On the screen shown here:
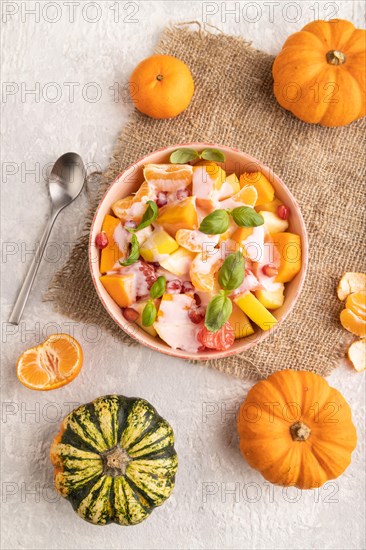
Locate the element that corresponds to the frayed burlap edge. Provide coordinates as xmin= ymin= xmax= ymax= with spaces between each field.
xmin=46 ymin=22 xmax=366 ymax=381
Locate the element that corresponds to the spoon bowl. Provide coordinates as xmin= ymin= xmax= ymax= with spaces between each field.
xmin=49 ymin=152 xmax=86 ymax=212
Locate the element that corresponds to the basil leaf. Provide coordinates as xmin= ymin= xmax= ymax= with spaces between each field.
xmin=205 ymin=292 xmax=233 ymax=332
xmin=199 ymin=210 xmax=230 ymax=235
xmin=135 ymin=201 xmax=158 ymax=231
xmin=119 ymin=234 xmax=139 ymax=266
xmin=231 ymin=206 xmax=264 ymax=228
xmin=201 ymin=148 xmax=226 ymax=163
xmin=169 ymin=148 xmax=199 ymax=164
xmin=142 ymin=300 xmax=157 ymax=327
xmin=150 ymin=276 xmax=166 ymax=299
xmin=218 ymin=251 xmax=245 ymax=291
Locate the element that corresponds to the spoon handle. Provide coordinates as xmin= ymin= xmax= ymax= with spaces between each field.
xmin=9 ymin=210 xmax=59 ymax=325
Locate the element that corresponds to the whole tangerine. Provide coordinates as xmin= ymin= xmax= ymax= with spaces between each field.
xmin=129 ymin=54 xmax=194 ymax=119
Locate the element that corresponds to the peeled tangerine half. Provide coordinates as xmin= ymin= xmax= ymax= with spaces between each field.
xmin=143 ymin=164 xmax=193 ymax=192
xmin=16 ymin=334 xmax=83 ymax=390
xmin=154 ymin=294 xmax=201 ymax=353
xmin=337 ymin=272 xmax=366 ymax=301
xmin=346 ymin=291 xmax=366 ymax=321
xmin=340 ymin=305 xmax=366 ymax=338
xmin=340 ymin=290 xmax=366 ymax=337
xmin=347 ymin=339 xmax=366 ymax=372
xmin=219 ymin=185 xmax=258 ymax=210
xmin=111 ymin=182 xmax=155 ymax=222
xmin=176 ymin=229 xmax=220 ymax=253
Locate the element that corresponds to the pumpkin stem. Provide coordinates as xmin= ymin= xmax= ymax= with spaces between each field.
xmin=326 ymin=50 xmax=346 ymax=65
xmin=103 ymin=446 xmax=130 ymax=476
xmin=290 ymin=421 xmax=311 ymax=441
xmin=156 ymin=74 xmax=163 ymax=81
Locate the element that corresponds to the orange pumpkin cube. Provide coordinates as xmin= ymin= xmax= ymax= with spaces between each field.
xmin=99 ymin=273 xmax=136 ymax=308
xmin=157 ymin=196 xmax=198 ymax=237
xmin=100 ymin=215 xmax=125 ymax=274
xmin=266 ymin=232 xmax=301 ymax=283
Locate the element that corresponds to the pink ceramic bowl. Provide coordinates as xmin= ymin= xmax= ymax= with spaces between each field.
xmin=89 ymin=143 xmax=308 ymax=360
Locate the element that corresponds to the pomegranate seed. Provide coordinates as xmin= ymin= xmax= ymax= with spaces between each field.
xmin=194 ymin=293 xmax=202 ymax=306
xmin=156 ymin=191 xmax=168 ymax=207
xmin=95 ymin=231 xmax=108 ymax=249
xmin=166 ymin=280 xmax=182 ymax=294
xmin=277 ymin=204 xmax=290 ymax=220
xmin=138 ymin=261 xmax=157 ymax=289
xmin=122 ymin=308 xmax=139 ymax=322
xmin=176 ymin=188 xmax=190 ymax=201
xmin=188 ymin=305 xmax=205 ymax=324
xmin=262 ymin=264 xmax=279 ymax=277
xmin=125 ymin=220 xmax=137 ymax=229
xmin=182 ymin=280 xmax=194 ymax=293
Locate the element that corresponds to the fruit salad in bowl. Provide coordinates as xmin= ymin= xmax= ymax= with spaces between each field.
xmin=89 ymin=144 xmax=308 ymax=359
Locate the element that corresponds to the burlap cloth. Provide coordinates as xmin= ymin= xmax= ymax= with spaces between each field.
xmin=46 ymin=24 xmax=366 ymax=380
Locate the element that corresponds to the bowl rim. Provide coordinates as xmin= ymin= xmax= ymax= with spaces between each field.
xmin=89 ymin=142 xmax=308 ymax=361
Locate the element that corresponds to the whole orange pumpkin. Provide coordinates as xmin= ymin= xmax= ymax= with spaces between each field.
xmin=273 ymin=19 xmax=366 ymax=127
xmin=237 ymin=370 xmax=357 ymax=489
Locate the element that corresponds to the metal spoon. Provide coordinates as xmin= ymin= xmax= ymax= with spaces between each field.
xmin=9 ymin=152 xmax=86 ymax=325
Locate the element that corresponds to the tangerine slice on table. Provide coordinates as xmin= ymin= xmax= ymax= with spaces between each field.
xmin=347 ymin=339 xmax=366 ymax=372
xmin=143 ymin=164 xmax=193 ymax=191
xmin=16 ymin=334 xmax=83 ymax=390
xmin=340 ymin=308 xmax=366 ymax=337
xmin=346 ymin=291 xmax=366 ymax=321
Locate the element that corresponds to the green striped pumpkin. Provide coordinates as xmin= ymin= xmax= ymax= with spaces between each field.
xmin=50 ymin=395 xmax=178 ymax=525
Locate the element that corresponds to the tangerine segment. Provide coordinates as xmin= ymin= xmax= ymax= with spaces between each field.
xmin=347 ymin=339 xmax=366 ymax=372
xmin=239 ymin=172 xmax=274 ymax=205
xmin=346 ymin=291 xmax=366 ymax=321
xmin=112 ymin=182 xmax=154 ymax=222
xmin=143 ymin=164 xmax=193 ymax=191
xmin=176 ymin=229 xmax=219 ymax=253
xmin=16 ymin=334 xmax=83 ymax=391
xmin=219 ymin=185 xmax=258 ymax=209
xmin=190 ymin=251 xmax=222 ymax=292
xmin=340 ymin=308 xmax=366 ymax=337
